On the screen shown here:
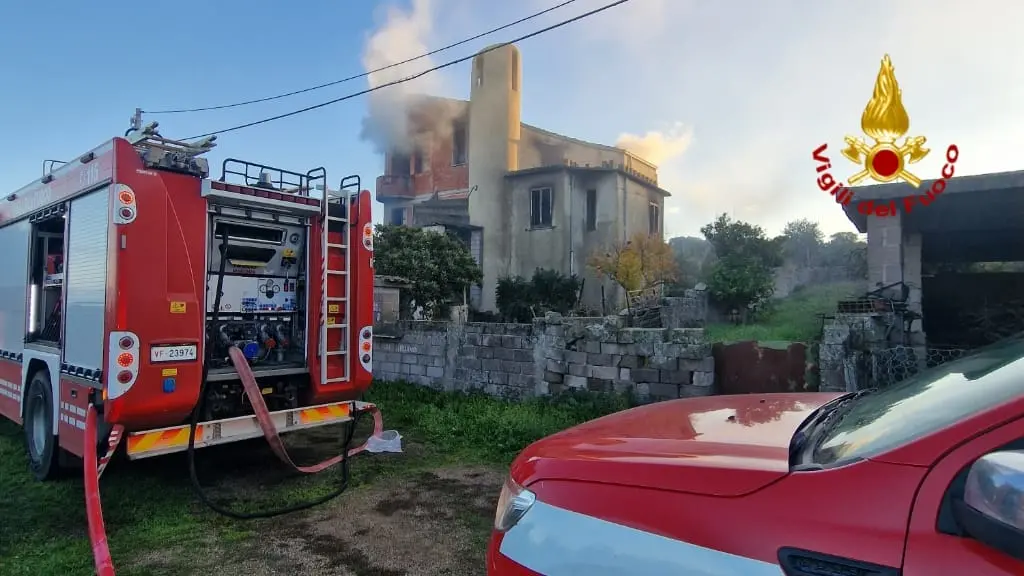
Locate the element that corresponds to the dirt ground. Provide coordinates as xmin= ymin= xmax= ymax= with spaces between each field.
xmin=126 ymin=433 xmax=505 ymax=576
xmin=237 ymin=467 xmax=500 ymax=576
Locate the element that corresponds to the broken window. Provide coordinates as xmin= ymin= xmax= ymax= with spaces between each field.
xmin=390 ymin=153 xmax=411 ymax=176
xmin=413 ymin=151 xmax=424 ymax=174
xmin=531 ymin=187 xmax=553 ymax=228
xmin=452 ymin=121 xmax=467 ymax=166
xmin=586 ymin=189 xmax=597 ymax=232
xmin=648 ymin=202 xmax=661 ymax=235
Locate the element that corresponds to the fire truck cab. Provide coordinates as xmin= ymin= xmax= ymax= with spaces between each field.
xmin=0 ymin=119 xmax=375 ymax=480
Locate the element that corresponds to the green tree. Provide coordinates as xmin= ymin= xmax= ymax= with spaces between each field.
xmin=668 ymin=236 xmax=715 ymax=290
xmin=373 ymin=224 xmax=482 ymax=319
xmin=820 ymin=231 xmax=867 ymax=279
xmin=700 ymin=214 xmax=782 ymax=312
xmin=780 ymin=219 xmax=824 ymax=267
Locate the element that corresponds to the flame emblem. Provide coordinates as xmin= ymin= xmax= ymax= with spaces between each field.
xmin=841 ymin=55 xmax=930 ymax=187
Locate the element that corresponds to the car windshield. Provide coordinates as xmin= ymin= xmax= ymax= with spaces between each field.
xmin=813 ymin=336 xmax=1024 ymax=466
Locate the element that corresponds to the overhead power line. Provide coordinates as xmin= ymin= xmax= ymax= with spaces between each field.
xmin=184 ymin=0 xmax=632 ymax=140
xmin=147 ymin=0 xmax=579 ymax=115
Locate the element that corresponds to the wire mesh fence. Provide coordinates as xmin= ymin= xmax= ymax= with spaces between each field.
xmin=869 ymin=345 xmax=968 ymax=388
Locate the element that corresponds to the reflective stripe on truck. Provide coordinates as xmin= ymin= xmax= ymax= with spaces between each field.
xmin=125 ymin=399 xmax=369 ymax=459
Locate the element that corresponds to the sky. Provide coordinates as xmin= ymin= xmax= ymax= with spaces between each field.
xmin=2 ymin=0 xmax=1023 ymax=239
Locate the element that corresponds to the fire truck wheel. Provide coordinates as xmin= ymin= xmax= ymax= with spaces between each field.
xmin=23 ymin=370 xmax=60 ymax=481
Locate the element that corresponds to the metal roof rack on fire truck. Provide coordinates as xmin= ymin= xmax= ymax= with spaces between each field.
xmin=125 ymin=108 xmax=217 ymax=178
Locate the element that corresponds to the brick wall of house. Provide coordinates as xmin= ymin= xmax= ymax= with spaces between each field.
xmin=417 ymin=130 xmax=469 ymax=193
xmin=387 ymin=128 xmax=469 ymax=196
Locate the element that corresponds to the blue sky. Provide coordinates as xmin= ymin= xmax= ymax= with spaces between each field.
xmin=2 ymin=0 xmax=1023 ymax=238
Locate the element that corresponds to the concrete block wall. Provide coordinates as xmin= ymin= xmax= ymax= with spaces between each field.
xmin=372 ymin=314 xmax=716 ymax=402
xmin=456 ymin=323 xmax=536 ymax=397
xmin=867 ymin=212 xmax=904 ymax=289
xmin=373 ymin=321 xmax=538 ymax=398
xmin=373 ymin=321 xmax=451 ymax=385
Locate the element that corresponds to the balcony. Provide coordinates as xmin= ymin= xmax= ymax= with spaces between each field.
xmin=375 ymin=174 xmax=415 ymax=201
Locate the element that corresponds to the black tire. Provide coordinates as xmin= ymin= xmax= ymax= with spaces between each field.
xmin=23 ymin=370 xmax=60 ymax=481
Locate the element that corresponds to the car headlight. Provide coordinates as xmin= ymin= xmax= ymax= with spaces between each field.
xmin=493 ymin=476 xmax=536 ymax=532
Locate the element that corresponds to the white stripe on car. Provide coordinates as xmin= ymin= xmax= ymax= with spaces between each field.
xmin=500 ymin=500 xmax=784 ymax=575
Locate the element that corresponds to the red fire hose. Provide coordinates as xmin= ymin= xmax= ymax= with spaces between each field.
xmin=83 ymin=346 xmax=383 ymax=575
xmin=227 ymin=346 xmax=383 ymax=471
xmin=84 ymin=405 xmax=115 ymax=576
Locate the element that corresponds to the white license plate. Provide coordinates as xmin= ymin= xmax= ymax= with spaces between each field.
xmin=150 ymin=344 xmax=198 ymax=363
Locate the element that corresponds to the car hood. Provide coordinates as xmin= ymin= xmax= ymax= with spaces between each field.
xmin=511 ymin=392 xmax=845 ymax=497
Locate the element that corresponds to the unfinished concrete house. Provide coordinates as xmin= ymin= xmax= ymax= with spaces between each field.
xmin=374 ymin=44 xmax=670 ymax=314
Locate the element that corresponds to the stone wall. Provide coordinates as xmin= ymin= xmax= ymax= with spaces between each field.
xmin=660 ymin=288 xmax=708 ymax=328
xmin=818 ymin=313 xmax=891 ymax=392
xmin=537 ymin=315 xmax=714 ymax=402
xmin=372 ymin=314 xmax=715 ymax=402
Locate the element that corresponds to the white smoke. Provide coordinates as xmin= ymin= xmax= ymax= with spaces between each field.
xmin=615 ymin=122 xmax=693 ymax=166
xmin=360 ymin=0 xmax=461 ymax=153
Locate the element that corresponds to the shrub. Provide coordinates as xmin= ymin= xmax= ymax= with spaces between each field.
xmin=496 ymin=268 xmax=582 ymax=323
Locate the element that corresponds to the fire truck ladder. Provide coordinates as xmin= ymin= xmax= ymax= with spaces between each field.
xmin=320 ymin=176 xmax=359 ymax=385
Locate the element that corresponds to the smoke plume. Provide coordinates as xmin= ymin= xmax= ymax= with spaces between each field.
xmin=615 ymin=122 xmax=693 ymax=166
xmin=360 ymin=0 xmax=462 ymax=154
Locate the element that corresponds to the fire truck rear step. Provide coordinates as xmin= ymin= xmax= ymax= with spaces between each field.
xmin=124 ymin=399 xmax=371 ymax=460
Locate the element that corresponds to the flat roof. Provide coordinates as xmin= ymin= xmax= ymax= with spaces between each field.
xmin=843 ymin=169 xmax=1024 ymax=231
xmin=520 ymin=123 xmax=623 ymax=154
xmin=505 ymin=165 xmax=671 ymax=197
xmin=849 ymin=169 xmax=1024 ymax=201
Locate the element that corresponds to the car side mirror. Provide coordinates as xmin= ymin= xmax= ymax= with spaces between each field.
xmin=953 ymin=450 xmax=1024 ymax=561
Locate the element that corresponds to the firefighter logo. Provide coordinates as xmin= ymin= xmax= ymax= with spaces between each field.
xmin=812 ymin=54 xmax=960 ymax=217
xmin=839 ymin=54 xmax=930 ymax=188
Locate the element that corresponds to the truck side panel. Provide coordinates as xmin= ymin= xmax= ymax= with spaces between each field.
xmin=0 ymin=141 xmax=114 ymax=227
xmin=57 ymin=378 xmax=93 ymax=457
xmin=64 ymin=187 xmax=110 ymax=371
xmin=104 ymin=139 xmax=207 ymax=430
xmin=0 ymin=359 xmax=23 ymax=424
xmin=0 ymin=220 xmax=29 ymax=423
xmin=351 ymin=191 xmax=374 ymax=384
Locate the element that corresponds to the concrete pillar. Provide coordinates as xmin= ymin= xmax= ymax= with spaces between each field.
xmin=902 ymin=232 xmax=927 ymax=349
xmin=866 ymin=211 xmax=904 ymax=290
xmin=866 ymin=212 xmax=928 ymax=349
xmin=903 ymin=233 xmax=923 ymax=313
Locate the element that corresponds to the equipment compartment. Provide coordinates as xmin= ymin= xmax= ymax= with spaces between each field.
xmin=205 ymin=210 xmax=308 ymax=373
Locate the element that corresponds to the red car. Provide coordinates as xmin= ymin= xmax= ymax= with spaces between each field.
xmin=487 ymin=337 xmax=1024 ymax=575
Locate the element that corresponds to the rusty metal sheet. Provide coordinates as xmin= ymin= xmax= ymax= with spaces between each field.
xmin=713 ymin=341 xmax=813 ymax=394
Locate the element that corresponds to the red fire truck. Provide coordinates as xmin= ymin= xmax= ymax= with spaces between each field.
xmin=0 ymin=118 xmax=379 ymax=490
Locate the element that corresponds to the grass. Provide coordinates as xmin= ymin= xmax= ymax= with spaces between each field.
xmin=705 ymin=281 xmax=863 ymax=343
xmin=0 ymin=381 xmax=629 ymax=576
